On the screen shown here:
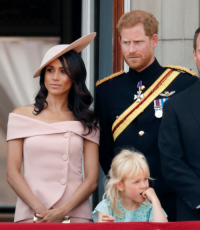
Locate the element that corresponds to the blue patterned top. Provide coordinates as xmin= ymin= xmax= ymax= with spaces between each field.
xmin=92 ymin=199 xmax=167 ymax=222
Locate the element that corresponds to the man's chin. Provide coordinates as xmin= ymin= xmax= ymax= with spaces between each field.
xmin=125 ymin=61 xmax=137 ymax=69
xmin=128 ymin=64 xmax=143 ymax=71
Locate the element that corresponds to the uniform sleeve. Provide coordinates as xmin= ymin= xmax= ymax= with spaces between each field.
xmin=95 ymin=87 xmax=115 ymax=175
xmin=159 ymin=101 xmax=200 ymax=210
xmin=92 ymin=199 xmax=113 ymax=222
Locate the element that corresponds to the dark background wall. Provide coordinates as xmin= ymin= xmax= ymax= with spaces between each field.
xmin=97 ymin=0 xmax=113 ymax=203
xmin=98 ymin=0 xmax=113 ymax=80
xmin=0 ymin=0 xmax=82 ymax=43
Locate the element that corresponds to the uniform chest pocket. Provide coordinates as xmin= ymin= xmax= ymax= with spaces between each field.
xmin=150 ymin=111 xmax=161 ymax=122
xmin=137 ymin=108 xmax=158 ymax=123
xmin=108 ymin=109 xmax=125 ymax=124
xmin=109 ymin=106 xmax=159 ymax=124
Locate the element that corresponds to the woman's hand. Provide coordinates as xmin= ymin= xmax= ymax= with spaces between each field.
xmin=142 ymin=187 xmax=158 ymax=203
xmin=98 ymin=212 xmax=115 ymax=222
xmin=36 ymin=208 xmax=66 ymax=223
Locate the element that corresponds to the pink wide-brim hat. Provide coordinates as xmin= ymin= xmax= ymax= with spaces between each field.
xmin=33 ymin=32 xmax=96 ymax=78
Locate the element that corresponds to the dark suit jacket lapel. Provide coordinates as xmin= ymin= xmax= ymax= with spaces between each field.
xmin=185 ymin=80 xmax=200 ymax=126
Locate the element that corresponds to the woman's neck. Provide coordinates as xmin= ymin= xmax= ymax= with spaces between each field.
xmin=46 ymin=93 xmax=69 ymax=112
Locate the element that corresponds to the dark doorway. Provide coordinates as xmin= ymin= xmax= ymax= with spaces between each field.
xmin=0 ymin=0 xmax=82 ymax=44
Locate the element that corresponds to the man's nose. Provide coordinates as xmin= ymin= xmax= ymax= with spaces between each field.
xmin=129 ymin=42 xmax=136 ymax=53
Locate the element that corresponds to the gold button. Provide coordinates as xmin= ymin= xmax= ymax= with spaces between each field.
xmin=139 ymin=131 xmax=145 ymax=136
xmin=141 ymin=85 xmax=145 ymax=90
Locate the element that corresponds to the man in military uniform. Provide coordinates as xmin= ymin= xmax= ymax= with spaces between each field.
xmin=95 ymin=10 xmax=198 ymax=221
xmin=159 ymin=28 xmax=200 ymax=221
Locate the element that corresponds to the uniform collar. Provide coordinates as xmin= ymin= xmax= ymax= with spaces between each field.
xmin=129 ymin=58 xmax=162 ymax=81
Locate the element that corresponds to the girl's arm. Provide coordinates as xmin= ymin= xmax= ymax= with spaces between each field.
xmin=7 ymin=139 xmax=48 ymax=216
xmin=38 ymin=138 xmax=99 ymax=222
xmin=142 ymin=188 xmax=168 ymax=222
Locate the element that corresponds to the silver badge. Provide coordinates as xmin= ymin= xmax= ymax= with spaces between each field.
xmin=160 ymin=91 xmax=176 ymax=97
xmin=134 ymin=91 xmax=144 ymax=102
xmin=155 ymin=109 xmax=163 ymax=118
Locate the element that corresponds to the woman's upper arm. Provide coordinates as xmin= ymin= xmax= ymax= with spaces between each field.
xmin=83 ymin=138 xmax=99 ymax=180
xmin=7 ymin=138 xmax=24 ymax=173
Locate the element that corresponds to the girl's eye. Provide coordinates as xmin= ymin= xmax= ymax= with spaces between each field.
xmin=134 ymin=181 xmax=139 ymax=184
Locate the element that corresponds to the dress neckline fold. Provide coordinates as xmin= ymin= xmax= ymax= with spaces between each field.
xmin=9 ymin=113 xmax=80 ymax=125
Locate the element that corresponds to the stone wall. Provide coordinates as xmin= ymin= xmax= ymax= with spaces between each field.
xmin=131 ymin=0 xmax=200 ymax=75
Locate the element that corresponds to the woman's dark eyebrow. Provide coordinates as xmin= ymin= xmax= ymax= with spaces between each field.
xmin=46 ymin=65 xmax=64 ymax=69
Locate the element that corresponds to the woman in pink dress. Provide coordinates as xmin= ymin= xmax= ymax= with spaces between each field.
xmin=7 ymin=33 xmax=99 ymax=223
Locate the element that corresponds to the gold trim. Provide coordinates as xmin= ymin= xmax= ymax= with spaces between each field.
xmin=96 ymin=70 xmax=125 ymax=86
xmin=112 ymin=69 xmax=181 ymax=141
xmin=165 ymin=65 xmax=196 ymax=76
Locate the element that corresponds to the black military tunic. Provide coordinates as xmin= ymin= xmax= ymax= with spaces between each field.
xmin=95 ymin=58 xmax=198 ymax=221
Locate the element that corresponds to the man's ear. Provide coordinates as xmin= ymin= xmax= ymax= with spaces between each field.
xmin=193 ymin=49 xmax=197 ymax=64
xmin=115 ymin=181 xmax=124 ymax=192
xmin=151 ymin=34 xmax=158 ymax=48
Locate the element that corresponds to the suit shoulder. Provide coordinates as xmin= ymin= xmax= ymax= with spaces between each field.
xmin=165 ymin=65 xmax=196 ymax=76
xmin=96 ymin=70 xmax=125 ymax=87
xmin=167 ymin=83 xmax=196 ymax=106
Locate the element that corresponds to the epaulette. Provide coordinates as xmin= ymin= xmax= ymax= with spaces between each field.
xmin=165 ymin=65 xmax=196 ymax=76
xmin=96 ymin=70 xmax=125 ymax=86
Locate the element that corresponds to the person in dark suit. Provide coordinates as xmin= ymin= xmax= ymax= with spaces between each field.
xmin=95 ymin=10 xmax=198 ymax=221
xmin=159 ymin=27 xmax=200 ymax=221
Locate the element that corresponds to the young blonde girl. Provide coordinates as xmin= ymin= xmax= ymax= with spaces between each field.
xmin=92 ymin=149 xmax=168 ymax=222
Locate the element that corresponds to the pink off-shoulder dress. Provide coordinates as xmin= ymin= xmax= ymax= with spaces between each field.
xmin=7 ymin=113 xmax=99 ymax=223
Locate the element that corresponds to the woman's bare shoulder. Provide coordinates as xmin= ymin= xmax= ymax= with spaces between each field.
xmin=12 ymin=105 xmax=35 ymax=117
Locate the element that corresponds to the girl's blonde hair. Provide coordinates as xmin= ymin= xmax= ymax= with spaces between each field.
xmin=103 ymin=149 xmax=150 ymax=218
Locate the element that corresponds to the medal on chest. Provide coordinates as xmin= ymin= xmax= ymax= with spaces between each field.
xmin=154 ymin=98 xmax=168 ymax=118
xmin=134 ymin=81 xmax=145 ymax=102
